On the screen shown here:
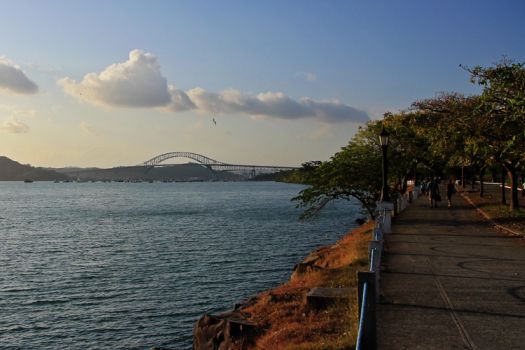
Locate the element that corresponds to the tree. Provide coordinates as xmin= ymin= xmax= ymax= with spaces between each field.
xmin=293 ymin=122 xmax=383 ymax=218
xmin=293 ymin=116 xmax=431 ymax=219
xmin=468 ymin=60 xmax=525 ymax=211
xmin=381 ymin=112 xmax=431 ymax=192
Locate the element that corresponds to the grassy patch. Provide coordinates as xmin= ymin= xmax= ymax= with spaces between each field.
xmin=464 ymin=192 xmax=525 ymax=234
xmin=241 ymin=222 xmax=372 ymax=350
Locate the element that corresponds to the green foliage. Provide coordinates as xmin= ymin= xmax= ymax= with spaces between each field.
xmin=294 ymin=58 xmax=525 ymax=217
xmin=468 ymin=60 xmax=525 ymax=210
xmin=293 ymin=121 xmax=385 ymax=218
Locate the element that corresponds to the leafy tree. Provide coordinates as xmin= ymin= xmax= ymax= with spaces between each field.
xmin=412 ymin=93 xmax=473 ymax=166
xmin=293 ymin=122 xmax=383 ymax=218
xmin=382 ymin=112 xmax=432 ymax=192
xmin=468 ymin=60 xmax=525 ymax=211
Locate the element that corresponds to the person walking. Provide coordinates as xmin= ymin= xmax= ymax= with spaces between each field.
xmin=428 ymin=177 xmax=440 ymax=208
xmin=446 ymin=177 xmax=456 ymax=208
xmin=421 ymin=178 xmax=428 ymax=196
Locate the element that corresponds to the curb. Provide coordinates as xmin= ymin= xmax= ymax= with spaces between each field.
xmin=461 ymin=193 xmax=524 ymax=238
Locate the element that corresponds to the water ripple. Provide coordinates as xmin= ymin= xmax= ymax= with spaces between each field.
xmin=0 ymin=182 xmax=362 ymax=349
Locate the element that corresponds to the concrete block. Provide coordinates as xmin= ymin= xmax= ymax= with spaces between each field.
xmin=306 ymin=287 xmax=353 ymax=308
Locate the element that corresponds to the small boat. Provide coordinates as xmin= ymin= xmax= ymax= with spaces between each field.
xmin=24 ymin=179 xmax=33 ymax=183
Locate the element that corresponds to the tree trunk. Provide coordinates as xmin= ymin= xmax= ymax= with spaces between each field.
xmin=479 ymin=168 xmax=485 ymax=198
xmin=503 ymin=164 xmax=519 ymax=211
xmin=461 ymin=165 xmax=465 ymax=191
xmin=522 ymin=174 xmax=525 ymax=197
xmin=501 ymin=167 xmax=506 ymax=205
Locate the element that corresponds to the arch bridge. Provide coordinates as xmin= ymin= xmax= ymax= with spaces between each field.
xmin=140 ymin=151 xmax=298 ymax=177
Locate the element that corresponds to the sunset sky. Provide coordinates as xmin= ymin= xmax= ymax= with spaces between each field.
xmin=1 ymin=0 xmax=524 ymax=168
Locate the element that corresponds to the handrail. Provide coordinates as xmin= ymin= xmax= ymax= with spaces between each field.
xmin=355 ymin=192 xmax=417 ymax=349
xmin=355 ymin=205 xmax=387 ymax=350
xmin=355 ymin=282 xmax=369 ymax=349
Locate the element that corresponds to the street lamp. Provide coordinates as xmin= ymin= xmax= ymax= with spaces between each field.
xmin=413 ymin=158 xmax=418 ymax=186
xmin=379 ymin=127 xmax=390 ymax=202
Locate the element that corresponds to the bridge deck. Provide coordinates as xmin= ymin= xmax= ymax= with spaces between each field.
xmin=377 ymin=186 xmax=525 ymax=349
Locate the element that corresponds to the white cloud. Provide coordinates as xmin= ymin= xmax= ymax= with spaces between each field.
xmin=1 ymin=116 xmax=30 ymax=133
xmin=186 ymin=88 xmax=310 ymax=118
xmin=165 ymin=85 xmax=196 ymax=112
xmin=59 ymin=49 xmax=369 ymax=124
xmin=295 ymin=71 xmax=317 ymax=82
xmin=186 ymin=88 xmax=368 ymax=123
xmin=58 ymin=49 xmax=171 ymax=108
xmin=0 ymin=57 xmax=39 ymax=94
xmin=300 ymin=98 xmax=369 ymax=123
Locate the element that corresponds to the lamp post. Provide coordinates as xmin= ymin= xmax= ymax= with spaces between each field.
xmin=413 ymin=158 xmax=418 ymax=186
xmin=379 ymin=127 xmax=390 ymax=202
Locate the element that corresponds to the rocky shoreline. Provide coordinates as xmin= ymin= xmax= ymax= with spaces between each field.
xmin=190 ymin=221 xmax=373 ymax=350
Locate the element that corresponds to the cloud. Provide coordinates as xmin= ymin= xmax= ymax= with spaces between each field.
xmin=300 ymin=98 xmax=369 ymax=123
xmin=186 ymin=88 xmax=368 ymax=123
xmin=186 ymin=88 xmax=310 ymax=118
xmin=58 ymin=49 xmax=171 ymax=108
xmin=59 ymin=49 xmax=369 ymax=123
xmin=0 ymin=116 xmax=30 ymax=133
xmin=0 ymin=57 xmax=39 ymax=94
xmin=165 ymin=85 xmax=196 ymax=112
xmin=295 ymin=71 xmax=317 ymax=82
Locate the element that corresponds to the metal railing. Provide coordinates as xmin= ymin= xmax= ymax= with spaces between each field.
xmin=355 ymin=209 xmax=384 ymax=350
xmin=355 ymin=188 xmax=419 ymax=349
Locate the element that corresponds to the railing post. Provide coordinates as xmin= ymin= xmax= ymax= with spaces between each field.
xmin=369 ymin=240 xmax=382 ymax=298
xmin=376 ymin=202 xmax=393 ymax=233
xmin=373 ymin=226 xmax=382 ymax=241
xmin=357 ymin=272 xmax=377 ymax=350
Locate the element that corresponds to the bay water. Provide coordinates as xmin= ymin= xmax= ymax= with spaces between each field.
xmin=0 ymin=181 xmax=363 ymax=349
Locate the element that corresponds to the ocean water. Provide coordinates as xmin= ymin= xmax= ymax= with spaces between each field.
xmin=0 ymin=181 xmax=364 ymax=349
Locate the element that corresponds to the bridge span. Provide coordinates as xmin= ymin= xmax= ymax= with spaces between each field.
xmin=140 ymin=151 xmax=299 ymax=177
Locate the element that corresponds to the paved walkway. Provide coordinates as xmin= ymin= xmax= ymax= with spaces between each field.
xmin=377 ymin=190 xmax=525 ymax=350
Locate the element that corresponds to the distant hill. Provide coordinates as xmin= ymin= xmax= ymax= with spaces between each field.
xmin=0 ymin=156 xmax=70 ymax=181
xmin=56 ymin=163 xmax=244 ymax=181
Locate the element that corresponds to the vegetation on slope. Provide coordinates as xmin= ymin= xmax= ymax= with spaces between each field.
xmin=0 ymin=156 xmax=70 ymax=181
xmin=239 ymin=222 xmax=372 ymax=349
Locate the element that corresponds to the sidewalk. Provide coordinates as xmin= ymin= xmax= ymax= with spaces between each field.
xmin=376 ymin=191 xmax=525 ymax=349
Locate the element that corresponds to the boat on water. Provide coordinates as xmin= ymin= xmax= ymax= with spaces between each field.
xmin=23 ymin=179 xmax=33 ymax=183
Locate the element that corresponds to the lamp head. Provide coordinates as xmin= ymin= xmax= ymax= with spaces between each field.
xmin=379 ymin=127 xmax=390 ymax=146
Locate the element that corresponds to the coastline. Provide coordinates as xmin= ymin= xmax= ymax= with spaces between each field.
xmin=192 ymin=221 xmax=373 ymax=349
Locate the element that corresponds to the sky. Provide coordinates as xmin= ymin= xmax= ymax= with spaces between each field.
xmin=0 ymin=0 xmax=524 ymax=168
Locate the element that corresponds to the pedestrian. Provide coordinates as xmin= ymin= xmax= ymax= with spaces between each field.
xmin=446 ymin=177 xmax=456 ymax=208
xmin=421 ymin=178 xmax=428 ymax=196
xmin=428 ymin=177 xmax=440 ymax=208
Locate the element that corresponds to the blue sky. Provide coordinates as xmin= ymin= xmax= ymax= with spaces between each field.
xmin=0 ymin=1 xmax=524 ymax=167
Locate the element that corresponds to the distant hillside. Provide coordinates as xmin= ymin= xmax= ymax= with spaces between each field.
xmin=56 ymin=163 xmax=244 ymax=181
xmin=0 ymin=156 xmax=70 ymax=181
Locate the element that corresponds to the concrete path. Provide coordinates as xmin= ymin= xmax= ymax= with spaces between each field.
xmin=377 ymin=190 xmax=525 ymax=350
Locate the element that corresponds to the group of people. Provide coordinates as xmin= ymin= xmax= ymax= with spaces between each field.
xmin=420 ymin=177 xmax=457 ymax=208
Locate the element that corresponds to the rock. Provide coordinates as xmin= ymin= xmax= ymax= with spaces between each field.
xmin=306 ymin=287 xmax=353 ymax=309
xmin=290 ymin=250 xmax=326 ymax=281
xmin=290 ymin=262 xmax=324 ymax=281
xmin=193 ymin=312 xmax=257 ymax=350
xmin=355 ymin=218 xmax=366 ymax=225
